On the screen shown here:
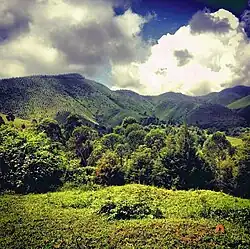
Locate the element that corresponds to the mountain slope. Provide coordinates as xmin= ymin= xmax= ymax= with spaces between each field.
xmin=0 ymin=74 xmax=249 ymax=128
xmin=0 ymin=74 xmax=154 ymax=126
xmin=228 ymin=95 xmax=250 ymax=109
xmin=202 ymin=85 xmax=250 ymax=106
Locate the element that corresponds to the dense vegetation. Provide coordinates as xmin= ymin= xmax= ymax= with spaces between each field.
xmin=1 ymin=114 xmax=250 ymax=198
xmin=1 ymin=74 xmax=250 ymax=128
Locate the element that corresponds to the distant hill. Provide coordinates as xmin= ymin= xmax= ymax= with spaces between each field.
xmin=228 ymin=95 xmax=250 ymax=109
xmin=202 ymin=85 xmax=250 ymax=106
xmin=0 ymin=74 xmax=249 ymax=128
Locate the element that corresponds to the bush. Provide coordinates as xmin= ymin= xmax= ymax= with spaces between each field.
xmin=95 ymin=151 xmax=124 ymax=186
xmin=0 ymin=126 xmax=67 ymax=193
xmin=98 ymin=200 xmax=163 ymax=220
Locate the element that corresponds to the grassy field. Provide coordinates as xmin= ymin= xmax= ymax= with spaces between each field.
xmin=1 ymin=184 xmax=250 ymax=249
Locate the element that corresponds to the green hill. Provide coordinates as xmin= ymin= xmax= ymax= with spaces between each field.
xmin=1 ymin=184 xmax=250 ymax=249
xmin=0 ymin=74 xmax=249 ymax=128
xmin=228 ymin=95 xmax=250 ymax=109
xmin=202 ymin=86 xmax=250 ymax=106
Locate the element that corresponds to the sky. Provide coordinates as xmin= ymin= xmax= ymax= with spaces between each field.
xmin=1 ymin=0 xmax=250 ymax=96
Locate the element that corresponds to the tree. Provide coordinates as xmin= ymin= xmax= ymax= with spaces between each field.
xmin=203 ymin=132 xmax=233 ymax=167
xmin=122 ymin=117 xmax=137 ymax=128
xmin=153 ymin=125 xmax=213 ymax=190
xmin=95 ymin=151 xmax=124 ymax=186
xmin=144 ymin=128 xmax=166 ymax=151
xmin=68 ymin=126 xmax=98 ymax=166
xmin=0 ymin=126 xmax=67 ymax=193
xmin=235 ymin=135 xmax=250 ymax=198
xmin=0 ymin=116 xmax=5 ymax=126
xmin=6 ymin=113 xmax=15 ymax=122
xmin=124 ymin=123 xmax=142 ymax=137
xmin=101 ymin=133 xmax=123 ymax=151
xmin=202 ymin=131 xmax=235 ymax=191
xmin=64 ymin=114 xmax=82 ymax=139
xmin=38 ymin=118 xmax=64 ymax=142
xmin=115 ymin=143 xmax=130 ymax=167
xmin=126 ymin=146 xmax=154 ymax=185
xmin=127 ymin=129 xmax=147 ymax=150
xmin=113 ymin=125 xmax=125 ymax=135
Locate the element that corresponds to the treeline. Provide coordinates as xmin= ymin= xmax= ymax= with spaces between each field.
xmin=0 ymin=114 xmax=249 ymax=198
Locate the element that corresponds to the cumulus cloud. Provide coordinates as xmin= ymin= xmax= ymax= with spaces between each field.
xmin=112 ymin=9 xmax=250 ymax=96
xmin=1 ymin=1 xmax=250 ymax=96
xmin=0 ymin=0 xmax=149 ymax=79
xmin=189 ymin=9 xmax=232 ymax=34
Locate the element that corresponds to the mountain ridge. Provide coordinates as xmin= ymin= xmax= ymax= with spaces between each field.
xmin=0 ymin=73 xmax=249 ymax=128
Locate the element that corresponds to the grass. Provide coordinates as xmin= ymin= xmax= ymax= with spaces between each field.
xmin=227 ymin=136 xmax=244 ymax=147
xmin=227 ymin=96 xmax=250 ymax=110
xmin=1 ymin=184 xmax=250 ymax=248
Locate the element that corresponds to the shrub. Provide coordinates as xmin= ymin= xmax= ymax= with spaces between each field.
xmin=98 ymin=200 xmax=163 ymax=220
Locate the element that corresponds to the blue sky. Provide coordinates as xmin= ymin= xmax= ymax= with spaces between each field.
xmin=115 ymin=0 xmax=249 ymax=40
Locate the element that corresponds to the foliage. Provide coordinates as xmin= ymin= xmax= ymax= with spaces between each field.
xmin=95 ymin=151 xmax=124 ymax=186
xmin=122 ymin=116 xmax=137 ymax=128
xmin=98 ymin=199 xmax=163 ymax=220
xmin=126 ymin=146 xmax=154 ymax=185
xmin=38 ymin=118 xmax=64 ymax=142
xmin=0 ymin=125 xmax=67 ymax=193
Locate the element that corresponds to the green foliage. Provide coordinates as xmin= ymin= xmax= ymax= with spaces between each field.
xmin=202 ymin=132 xmax=238 ymax=193
xmin=67 ymin=125 xmax=98 ymax=166
xmin=235 ymin=135 xmax=250 ymax=198
xmin=127 ymin=129 xmax=147 ymax=150
xmin=0 ymin=125 xmax=67 ymax=193
xmin=144 ymin=128 xmax=166 ymax=153
xmin=98 ymin=199 xmax=163 ymax=220
xmin=101 ymin=133 xmax=123 ymax=151
xmin=126 ymin=146 xmax=154 ymax=185
xmin=38 ymin=118 xmax=64 ymax=142
xmin=122 ymin=116 xmax=137 ymax=128
xmin=153 ymin=125 xmax=213 ymax=190
xmin=95 ymin=151 xmax=124 ymax=186
xmin=203 ymin=132 xmax=233 ymax=165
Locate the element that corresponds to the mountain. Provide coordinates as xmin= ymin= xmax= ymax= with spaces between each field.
xmin=227 ymin=95 xmax=250 ymax=124
xmin=201 ymin=85 xmax=250 ymax=106
xmin=0 ymin=74 xmax=249 ymax=128
xmin=228 ymin=95 xmax=250 ymax=109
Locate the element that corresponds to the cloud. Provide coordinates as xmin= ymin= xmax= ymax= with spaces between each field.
xmin=112 ymin=9 xmax=250 ymax=96
xmin=0 ymin=0 xmax=33 ymax=42
xmin=189 ymin=9 xmax=232 ymax=34
xmin=0 ymin=0 xmax=149 ymax=79
xmin=1 ymin=2 xmax=250 ymax=97
xmin=174 ymin=49 xmax=193 ymax=67
xmin=241 ymin=9 xmax=250 ymax=36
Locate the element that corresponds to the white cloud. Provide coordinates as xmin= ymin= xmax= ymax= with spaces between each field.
xmin=1 ymin=2 xmax=250 ymax=96
xmin=0 ymin=0 xmax=149 ymax=79
xmin=112 ymin=9 xmax=250 ymax=96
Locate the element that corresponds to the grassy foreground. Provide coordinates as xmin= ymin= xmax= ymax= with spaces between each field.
xmin=1 ymin=184 xmax=250 ymax=249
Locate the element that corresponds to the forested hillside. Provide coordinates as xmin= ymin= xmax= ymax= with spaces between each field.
xmin=0 ymin=74 xmax=249 ymax=128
